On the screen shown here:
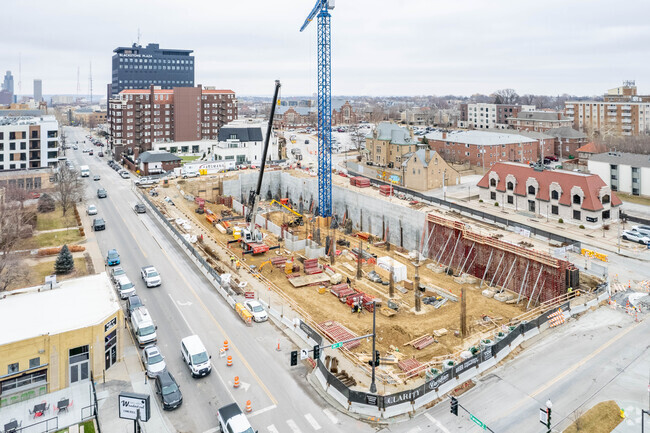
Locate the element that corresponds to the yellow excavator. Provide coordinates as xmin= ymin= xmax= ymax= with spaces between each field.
xmin=270 ymin=199 xmax=304 ymax=227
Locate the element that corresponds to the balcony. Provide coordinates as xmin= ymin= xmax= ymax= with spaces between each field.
xmin=608 ymin=105 xmax=617 ymax=110
xmin=622 ymin=125 xmax=633 ymax=130
xmin=622 ymin=119 xmax=632 ymax=124
xmin=622 ymin=105 xmax=631 ymax=110
xmin=622 ymin=112 xmax=631 ymax=117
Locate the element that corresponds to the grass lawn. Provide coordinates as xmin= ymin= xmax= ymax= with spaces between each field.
xmin=617 ymin=192 xmax=650 ymax=206
xmin=10 ymin=257 xmax=88 ymax=290
xmin=36 ymin=207 xmax=78 ymax=231
xmin=54 ymin=420 xmax=95 ymax=433
xmin=17 ymin=229 xmax=83 ymax=250
xmin=180 ymin=155 xmax=200 ymax=163
xmin=563 ymin=400 xmax=623 ymax=433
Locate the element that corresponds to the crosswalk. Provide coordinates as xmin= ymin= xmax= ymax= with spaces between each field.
xmin=266 ymin=408 xmax=339 ymax=433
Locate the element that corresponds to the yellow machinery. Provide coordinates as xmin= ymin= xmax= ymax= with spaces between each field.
xmin=270 ymin=199 xmax=304 ymax=227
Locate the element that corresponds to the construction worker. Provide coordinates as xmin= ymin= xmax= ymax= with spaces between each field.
xmin=236 ymin=260 xmax=241 ymax=271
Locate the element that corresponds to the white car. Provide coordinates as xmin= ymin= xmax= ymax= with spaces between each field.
xmin=632 ymin=225 xmax=650 ymax=237
xmin=119 ymin=170 xmax=130 ymax=179
xmin=143 ymin=345 xmax=166 ymax=378
xmin=622 ymin=230 xmax=650 ymax=245
xmin=86 ymin=204 xmax=98 ymax=215
xmin=115 ymin=275 xmax=136 ymax=299
xmin=182 ymin=171 xmax=199 ymax=179
xmin=140 ymin=265 xmax=162 ymax=287
xmin=244 ymin=300 xmax=268 ymax=322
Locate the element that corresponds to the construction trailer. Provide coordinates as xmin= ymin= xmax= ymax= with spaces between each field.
xmin=424 ymin=214 xmax=576 ymax=304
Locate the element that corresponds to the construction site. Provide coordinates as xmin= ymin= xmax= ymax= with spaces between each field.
xmin=141 ymin=166 xmax=602 ymax=391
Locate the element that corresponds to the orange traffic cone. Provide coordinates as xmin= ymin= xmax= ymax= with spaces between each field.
xmin=227 ymin=356 xmax=233 ymax=367
xmin=245 ymin=400 xmax=252 ymax=412
xmin=276 ymin=340 xmax=281 ymax=352
xmin=223 ymin=340 xmax=229 ymax=351
xmin=234 ymin=376 xmax=240 ymax=388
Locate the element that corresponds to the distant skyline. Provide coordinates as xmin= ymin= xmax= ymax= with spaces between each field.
xmin=1 ymin=0 xmax=649 ymax=97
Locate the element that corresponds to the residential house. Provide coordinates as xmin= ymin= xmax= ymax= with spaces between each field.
xmin=365 ymin=122 xmax=422 ymax=168
xmin=546 ymin=127 xmax=588 ymax=159
xmin=137 ymin=150 xmax=181 ymax=175
xmin=402 ymin=149 xmax=459 ymax=191
xmin=576 ymin=142 xmax=607 ymax=161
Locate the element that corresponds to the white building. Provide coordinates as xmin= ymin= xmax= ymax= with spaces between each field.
xmin=588 ymin=151 xmax=650 ymax=196
xmin=0 ymin=115 xmax=59 ymax=170
xmin=460 ymin=103 xmax=535 ymax=129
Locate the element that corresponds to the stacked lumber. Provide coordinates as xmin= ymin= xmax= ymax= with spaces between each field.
xmin=271 ymin=257 xmax=287 ymax=268
xmin=397 ymin=358 xmax=426 ymax=378
xmin=350 ymin=176 xmax=371 ymax=188
xmin=304 ymin=258 xmax=321 ymax=275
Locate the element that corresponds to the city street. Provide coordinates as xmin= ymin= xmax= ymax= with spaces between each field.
xmin=65 ymin=126 xmax=374 ymax=433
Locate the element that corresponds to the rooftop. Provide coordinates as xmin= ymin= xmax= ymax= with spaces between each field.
xmin=218 ymin=127 xmax=263 ymax=142
xmin=0 ymin=273 xmax=120 ymax=346
xmin=371 ymin=122 xmax=418 ymax=145
xmin=113 ymin=43 xmax=193 ymax=55
xmin=546 ymin=126 xmax=587 ymax=139
xmin=589 ymin=151 xmax=650 ymax=169
xmin=117 ymin=88 xmax=234 ymax=96
xmin=139 ymin=150 xmax=181 ymax=163
xmin=425 ymin=130 xmax=537 ymax=146
xmin=576 ymin=142 xmax=607 ymax=155
xmin=513 ymin=111 xmax=568 ymax=121
xmin=0 ymin=115 xmax=57 ymax=127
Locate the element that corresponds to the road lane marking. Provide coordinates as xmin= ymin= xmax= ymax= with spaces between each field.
xmin=267 ymin=425 xmax=279 ymax=433
xmin=168 ymin=294 xmax=195 ymax=334
xmin=286 ymin=419 xmax=302 ymax=433
xmin=322 ymin=408 xmax=338 ymax=424
xmin=304 ymin=413 xmax=321 ymax=430
xmin=248 ymin=404 xmax=277 ymax=418
xmin=202 ymin=428 xmax=218 ymax=433
xmin=406 ymin=427 xmax=422 ymax=433
xmin=154 ymin=226 xmax=278 ymax=405
xmin=106 ymin=194 xmax=147 ymax=258
xmin=424 ymin=413 xmax=451 ymax=433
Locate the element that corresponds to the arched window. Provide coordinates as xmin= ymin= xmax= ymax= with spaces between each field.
xmin=507 ymin=181 xmax=514 ymax=191
xmin=528 ymin=185 xmax=536 ymax=195
xmin=551 ymin=190 xmax=559 ymax=200
xmin=490 ymin=178 xmax=496 ymax=187
xmin=602 ymin=194 xmax=610 ymax=204
xmin=573 ymin=194 xmax=581 ymax=204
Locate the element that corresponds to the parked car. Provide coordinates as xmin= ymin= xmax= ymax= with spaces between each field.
xmin=131 ymin=307 xmax=157 ymax=347
xmin=244 ymin=300 xmax=268 ymax=322
xmin=110 ymin=266 xmax=126 ymax=283
xmin=126 ymin=294 xmax=143 ymax=318
xmin=86 ymin=204 xmax=98 ymax=215
xmin=154 ymin=370 xmax=182 ymax=410
xmin=93 ymin=175 xmax=100 ymax=181
xmin=97 ymin=188 xmax=107 ymax=198
xmin=622 ymin=230 xmax=650 ymax=245
xmin=91 ymin=218 xmax=105 ymax=231
xmin=140 ymin=265 xmax=162 ymax=287
xmin=115 ymin=275 xmax=136 ymax=299
xmin=134 ymin=204 xmax=146 ymax=214
xmin=143 ymin=345 xmax=166 ymax=378
xmin=632 ymin=225 xmax=650 ymax=237
xmin=106 ymin=249 xmax=120 ymax=266
xmin=119 ymin=170 xmax=130 ymax=179
xmin=135 ymin=177 xmax=157 ymax=187
xmin=88 ymin=150 xmax=94 ymax=156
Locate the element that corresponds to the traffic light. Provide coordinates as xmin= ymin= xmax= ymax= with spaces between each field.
xmin=450 ymin=397 xmax=458 ymax=416
xmin=375 ymin=350 xmax=380 ymax=367
xmin=313 ymin=345 xmax=320 ymax=360
xmin=290 ymin=350 xmax=298 ymax=366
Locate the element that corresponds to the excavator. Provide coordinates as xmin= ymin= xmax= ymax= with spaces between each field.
xmin=270 ymin=199 xmax=304 ymax=227
xmin=229 ymin=80 xmax=282 ymax=255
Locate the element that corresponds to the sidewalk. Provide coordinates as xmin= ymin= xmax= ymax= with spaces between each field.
xmin=76 ymin=203 xmax=106 ymax=271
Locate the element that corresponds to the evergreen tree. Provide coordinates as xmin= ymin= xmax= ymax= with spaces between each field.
xmin=54 ymin=244 xmax=74 ymax=274
xmin=37 ymin=193 xmax=56 ymax=213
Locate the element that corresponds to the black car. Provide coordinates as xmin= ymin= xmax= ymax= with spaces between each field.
xmin=134 ymin=204 xmax=146 ymax=214
xmin=92 ymin=218 xmax=106 ymax=231
xmin=126 ymin=295 xmax=143 ymax=318
xmin=155 ymin=370 xmax=182 ymax=410
xmin=97 ymin=188 xmax=107 ymax=198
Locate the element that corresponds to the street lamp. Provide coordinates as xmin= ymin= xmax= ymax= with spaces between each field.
xmin=545 ymin=399 xmax=552 ymax=433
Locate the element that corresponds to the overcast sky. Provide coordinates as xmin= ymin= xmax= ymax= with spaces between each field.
xmin=2 ymin=0 xmax=649 ymax=97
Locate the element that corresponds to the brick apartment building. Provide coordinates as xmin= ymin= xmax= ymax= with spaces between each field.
xmin=507 ymin=111 xmax=573 ymax=132
xmin=275 ymin=106 xmax=316 ymax=128
xmin=425 ymin=130 xmax=540 ymax=168
xmin=546 ymin=126 xmax=588 ymax=159
xmin=459 ymin=103 xmax=535 ymax=129
xmin=108 ymin=85 xmax=236 ymax=159
xmin=0 ymin=115 xmax=59 ymax=170
xmin=565 ymin=82 xmax=650 ymax=136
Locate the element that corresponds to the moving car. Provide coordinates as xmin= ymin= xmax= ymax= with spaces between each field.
xmin=621 ymin=229 xmax=650 ymax=245
xmin=143 ymin=345 xmax=166 ymax=378
xmin=180 ymin=335 xmax=212 ymax=377
xmin=91 ymin=218 xmax=105 ymax=231
xmin=86 ymin=204 xmax=98 ymax=216
xmin=126 ymin=295 xmax=143 ymax=318
xmin=244 ymin=299 xmax=268 ymax=322
xmin=106 ymin=249 xmax=120 ymax=266
xmin=154 ymin=370 xmax=182 ymax=410
xmin=97 ymin=188 xmax=107 ymax=198
xmin=217 ymin=403 xmax=254 ymax=433
xmin=93 ymin=175 xmax=100 ymax=181
xmin=140 ymin=265 xmax=162 ymax=287
xmin=134 ymin=204 xmax=146 ymax=214
xmin=115 ymin=275 xmax=136 ymax=299
xmin=110 ymin=266 xmax=126 ymax=283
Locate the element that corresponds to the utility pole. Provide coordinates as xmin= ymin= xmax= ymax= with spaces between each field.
xmin=460 ymin=286 xmax=467 ymax=338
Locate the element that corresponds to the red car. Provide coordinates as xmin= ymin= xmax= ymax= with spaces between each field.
xmin=29 ymin=192 xmax=41 ymax=199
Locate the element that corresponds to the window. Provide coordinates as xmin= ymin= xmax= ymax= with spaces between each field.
xmin=551 ymin=190 xmax=559 ymax=200
xmin=490 ymin=178 xmax=496 ymax=187
xmin=601 ymin=194 xmax=610 ymax=204
xmin=528 ymin=185 xmax=535 ymax=195
xmin=507 ymin=195 xmax=513 ymax=204
xmin=29 ymin=357 xmax=40 ymax=369
xmin=572 ymin=194 xmax=581 ymax=204
xmin=573 ymin=210 xmax=581 ymax=220
xmin=8 ymin=362 xmax=19 ymax=374
xmin=528 ymin=200 xmax=535 ymax=212
xmin=490 ymin=191 xmax=496 ymax=200
xmin=507 ymin=181 xmax=514 ymax=191
xmin=551 ymin=205 xmax=559 ymax=215
xmin=603 ymin=210 xmax=610 ymax=220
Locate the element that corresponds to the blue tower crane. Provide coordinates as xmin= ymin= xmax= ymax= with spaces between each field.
xmin=300 ymin=0 xmax=335 ymax=218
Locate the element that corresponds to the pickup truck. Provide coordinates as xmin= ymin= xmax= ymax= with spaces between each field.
xmin=135 ymin=177 xmax=158 ymax=187
xmin=216 ymin=403 xmax=255 ymax=433
xmin=141 ymin=265 xmax=162 ymax=287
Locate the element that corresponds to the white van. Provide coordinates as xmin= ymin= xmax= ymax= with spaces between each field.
xmin=131 ymin=307 xmax=157 ymax=347
xmin=180 ymin=335 xmax=212 ymax=377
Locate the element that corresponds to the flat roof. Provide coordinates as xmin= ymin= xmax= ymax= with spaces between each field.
xmin=425 ymin=130 xmax=537 ymax=146
xmin=589 ymin=151 xmax=650 ymax=169
xmin=0 ymin=273 xmax=120 ymax=346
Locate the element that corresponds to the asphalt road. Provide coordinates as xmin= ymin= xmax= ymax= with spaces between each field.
xmin=64 ymin=127 xmax=375 ymax=433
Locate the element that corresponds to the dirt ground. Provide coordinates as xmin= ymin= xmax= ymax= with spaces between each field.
xmin=151 ymin=178 xmax=529 ymax=365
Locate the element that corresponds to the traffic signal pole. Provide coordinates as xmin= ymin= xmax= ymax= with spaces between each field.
xmin=450 ymin=397 xmax=495 ymax=433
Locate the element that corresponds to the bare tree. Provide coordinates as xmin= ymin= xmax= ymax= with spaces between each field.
xmin=0 ymin=204 xmax=29 ymax=292
xmin=492 ymin=89 xmax=520 ymax=105
xmin=55 ymin=165 xmax=85 ymax=216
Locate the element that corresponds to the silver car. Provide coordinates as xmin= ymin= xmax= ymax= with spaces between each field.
xmin=622 ymin=229 xmax=650 ymax=245
xmin=143 ymin=345 xmax=166 ymax=377
xmin=86 ymin=204 xmax=98 ymax=216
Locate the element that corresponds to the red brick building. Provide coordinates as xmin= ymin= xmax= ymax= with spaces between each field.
xmin=332 ymin=101 xmax=358 ymax=125
xmin=275 ymin=106 xmax=316 ymax=128
xmin=426 ymin=130 xmax=540 ymax=168
xmin=546 ymin=127 xmax=588 ymax=159
xmin=108 ymin=85 xmax=236 ymax=159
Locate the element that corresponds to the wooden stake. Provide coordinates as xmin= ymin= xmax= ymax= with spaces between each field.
xmin=461 ymin=287 xmax=467 ymax=338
